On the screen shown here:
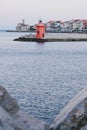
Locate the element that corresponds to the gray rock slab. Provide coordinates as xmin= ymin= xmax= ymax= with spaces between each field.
xmin=0 ymin=106 xmax=14 ymax=130
xmin=50 ymin=87 xmax=87 ymax=130
xmin=0 ymin=85 xmax=49 ymax=130
xmin=13 ymin=110 xmax=49 ymax=130
xmin=0 ymin=85 xmax=19 ymax=115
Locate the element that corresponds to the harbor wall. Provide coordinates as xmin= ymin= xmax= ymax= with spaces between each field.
xmin=14 ymin=33 xmax=87 ymax=42
xmin=45 ymin=33 xmax=87 ymax=39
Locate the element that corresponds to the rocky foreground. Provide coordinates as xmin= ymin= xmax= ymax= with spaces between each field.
xmin=1 ymin=85 xmax=87 ymax=130
xmin=0 ymin=85 xmax=49 ymax=130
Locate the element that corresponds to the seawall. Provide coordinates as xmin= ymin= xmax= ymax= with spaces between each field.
xmin=14 ymin=33 xmax=87 ymax=42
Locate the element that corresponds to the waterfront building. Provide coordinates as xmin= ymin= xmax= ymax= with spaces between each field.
xmin=61 ymin=20 xmax=82 ymax=32
xmin=16 ymin=19 xmax=30 ymax=32
xmin=72 ymin=19 xmax=82 ymax=31
xmin=82 ymin=20 xmax=87 ymax=29
xmin=45 ymin=21 xmax=54 ymax=31
xmin=61 ymin=21 xmax=71 ymax=32
xmin=51 ymin=21 xmax=63 ymax=31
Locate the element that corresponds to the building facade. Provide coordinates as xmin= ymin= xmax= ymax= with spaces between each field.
xmin=16 ymin=19 xmax=30 ymax=32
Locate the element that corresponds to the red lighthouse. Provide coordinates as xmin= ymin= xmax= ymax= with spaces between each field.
xmin=36 ymin=20 xmax=45 ymax=39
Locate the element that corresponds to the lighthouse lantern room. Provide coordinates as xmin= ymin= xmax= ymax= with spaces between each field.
xmin=36 ymin=20 xmax=45 ymax=39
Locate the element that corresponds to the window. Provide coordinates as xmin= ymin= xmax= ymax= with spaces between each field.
xmin=37 ymin=31 xmax=39 ymax=34
xmin=42 ymin=33 xmax=44 ymax=37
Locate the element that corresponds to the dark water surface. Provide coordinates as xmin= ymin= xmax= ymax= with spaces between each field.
xmin=0 ymin=32 xmax=87 ymax=124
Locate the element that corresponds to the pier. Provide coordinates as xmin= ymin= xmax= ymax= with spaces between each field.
xmin=14 ymin=33 xmax=87 ymax=42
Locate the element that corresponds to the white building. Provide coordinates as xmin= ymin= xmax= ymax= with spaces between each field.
xmin=81 ymin=20 xmax=87 ymax=29
xmin=16 ymin=19 xmax=30 ymax=32
xmin=45 ymin=21 xmax=54 ymax=31
xmin=61 ymin=21 xmax=71 ymax=32
xmin=72 ymin=20 xmax=82 ymax=30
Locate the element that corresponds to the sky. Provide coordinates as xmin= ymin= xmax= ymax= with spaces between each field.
xmin=0 ymin=0 xmax=87 ymax=29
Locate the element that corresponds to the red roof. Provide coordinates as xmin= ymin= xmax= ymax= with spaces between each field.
xmin=82 ymin=20 xmax=87 ymax=26
xmin=72 ymin=19 xmax=80 ymax=22
xmin=47 ymin=20 xmax=54 ymax=23
xmin=82 ymin=20 xmax=87 ymax=22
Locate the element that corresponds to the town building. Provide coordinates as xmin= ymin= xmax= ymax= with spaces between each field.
xmin=45 ymin=21 xmax=54 ymax=31
xmin=82 ymin=20 xmax=87 ymax=29
xmin=71 ymin=19 xmax=82 ymax=31
xmin=16 ymin=19 xmax=30 ymax=32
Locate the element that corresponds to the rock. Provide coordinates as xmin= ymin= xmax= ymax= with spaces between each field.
xmin=12 ymin=110 xmax=49 ymax=130
xmin=0 ymin=106 xmax=14 ymax=130
xmin=0 ymin=85 xmax=49 ymax=130
xmin=50 ymin=87 xmax=87 ymax=130
xmin=2 ymin=84 xmax=87 ymax=130
xmin=0 ymin=85 xmax=19 ymax=116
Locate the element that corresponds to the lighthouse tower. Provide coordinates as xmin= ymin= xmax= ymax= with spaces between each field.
xmin=36 ymin=20 xmax=45 ymax=39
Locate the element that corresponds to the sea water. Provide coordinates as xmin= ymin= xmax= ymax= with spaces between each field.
xmin=0 ymin=31 xmax=87 ymax=124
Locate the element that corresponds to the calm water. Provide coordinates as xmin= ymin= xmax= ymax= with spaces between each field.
xmin=0 ymin=32 xmax=87 ymax=124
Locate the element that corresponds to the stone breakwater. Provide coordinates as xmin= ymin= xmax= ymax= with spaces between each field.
xmin=14 ymin=33 xmax=87 ymax=42
xmin=1 ymin=85 xmax=87 ymax=130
